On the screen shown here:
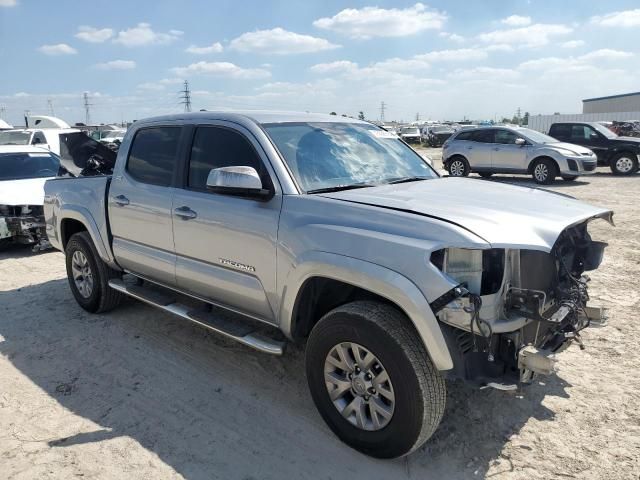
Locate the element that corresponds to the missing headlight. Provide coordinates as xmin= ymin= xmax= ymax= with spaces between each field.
xmin=431 ymin=248 xmax=505 ymax=295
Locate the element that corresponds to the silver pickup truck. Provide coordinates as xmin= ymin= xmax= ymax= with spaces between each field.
xmin=44 ymin=111 xmax=612 ymax=458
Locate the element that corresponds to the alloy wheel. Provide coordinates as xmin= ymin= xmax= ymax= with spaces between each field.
xmin=534 ymin=163 xmax=548 ymax=182
xmin=71 ymin=250 xmax=94 ymax=298
xmin=450 ymin=160 xmax=465 ymax=176
xmin=324 ymin=342 xmax=395 ymax=431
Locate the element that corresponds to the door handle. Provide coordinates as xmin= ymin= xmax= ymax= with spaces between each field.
xmin=114 ymin=194 xmax=129 ymax=206
xmin=174 ymin=206 xmax=197 ymax=220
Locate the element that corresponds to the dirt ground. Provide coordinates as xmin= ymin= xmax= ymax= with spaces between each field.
xmin=1 ymin=150 xmax=639 ymax=479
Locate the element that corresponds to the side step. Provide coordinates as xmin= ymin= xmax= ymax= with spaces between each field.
xmin=108 ymin=279 xmax=286 ymax=355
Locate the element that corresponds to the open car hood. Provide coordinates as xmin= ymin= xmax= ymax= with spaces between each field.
xmin=58 ymin=132 xmax=117 ymax=176
xmin=319 ymin=177 xmax=613 ymax=251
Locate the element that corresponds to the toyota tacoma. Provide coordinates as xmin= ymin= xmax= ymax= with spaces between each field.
xmin=44 ymin=112 xmax=612 ymax=458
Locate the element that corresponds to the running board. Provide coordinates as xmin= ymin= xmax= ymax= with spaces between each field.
xmin=108 ymin=279 xmax=285 ymax=355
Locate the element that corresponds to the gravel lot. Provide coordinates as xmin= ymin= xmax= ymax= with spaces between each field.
xmin=1 ymin=149 xmax=638 ymax=479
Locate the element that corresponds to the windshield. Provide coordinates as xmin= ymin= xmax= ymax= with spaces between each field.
xmin=518 ymin=128 xmax=559 ymax=144
xmin=263 ymin=122 xmax=437 ymax=192
xmin=0 ymin=131 xmax=31 ymax=145
xmin=590 ymin=122 xmax=618 ymax=139
xmin=0 ymin=151 xmax=60 ymax=181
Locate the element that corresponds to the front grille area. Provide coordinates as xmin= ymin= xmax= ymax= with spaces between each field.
xmin=583 ymin=161 xmax=597 ymax=171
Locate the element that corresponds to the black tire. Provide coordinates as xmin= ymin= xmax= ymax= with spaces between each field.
xmin=447 ymin=156 xmax=470 ymax=177
xmin=479 ymin=172 xmax=493 ymax=178
xmin=530 ymin=157 xmax=557 ymax=184
xmin=305 ymin=301 xmax=446 ymax=458
xmin=609 ymin=152 xmax=638 ymax=175
xmin=562 ymin=175 xmax=578 ymax=181
xmin=65 ymin=231 xmax=123 ymax=313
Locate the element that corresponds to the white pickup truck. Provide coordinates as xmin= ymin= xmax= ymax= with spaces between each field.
xmin=44 ymin=111 xmax=612 ymax=458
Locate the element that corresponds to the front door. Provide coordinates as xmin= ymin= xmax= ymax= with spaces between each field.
xmin=491 ymin=129 xmax=527 ymax=172
xmin=108 ymin=126 xmax=183 ymax=286
xmin=467 ymin=129 xmax=494 ymax=170
xmin=172 ymin=123 xmax=282 ymax=322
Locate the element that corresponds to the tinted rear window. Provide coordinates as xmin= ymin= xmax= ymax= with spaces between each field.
xmin=472 ymin=129 xmax=495 ymax=143
xmin=454 ymin=131 xmax=473 ymax=141
xmin=127 ymin=127 xmax=181 ymax=186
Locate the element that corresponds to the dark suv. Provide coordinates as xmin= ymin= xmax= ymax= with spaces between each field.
xmin=548 ymin=122 xmax=640 ymax=175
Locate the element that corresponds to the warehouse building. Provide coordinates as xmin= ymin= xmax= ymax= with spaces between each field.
xmin=582 ymin=91 xmax=640 ymax=114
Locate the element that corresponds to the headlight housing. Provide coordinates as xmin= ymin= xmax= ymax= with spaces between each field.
xmin=431 ymin=248 xmax=505 ymax=296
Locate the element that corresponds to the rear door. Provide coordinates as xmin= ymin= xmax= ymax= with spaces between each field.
xmin=491 ymin=129 xmax=527 ymax=172
xmin=467 ymin=129 xmax=494 ymax=170
xmin=172 ymin=122 xmax=282 ymax=322
xmin=572 ymin=124 xmax=609 ymax=163
xmin=108 ymin=125 xmax=184 ymax=285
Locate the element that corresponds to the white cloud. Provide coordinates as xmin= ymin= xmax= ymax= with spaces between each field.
xmin=449 ymin=67 xmax=520 ymax=81
xmin=0 ymin=0 xmax=17 ymax=6
xmin=439 ymin=32 xmax=465 ymax=43
xmin=313 ymin=3 xmax=446 ymax=39
xmin=501 ymin=15 xmax=531 ymax=27
xmin=415 ymin=48 xmax=488 ymax=62
xmin=309 ymin=60 xmax=358 ymax=74
xmin=479 ymin=23 xmax=572 ymax=47
xmin=137 ymin=82 xmax=165 ymax=91
xmin=38 ymin=43 xmax=77 ymax=55
xmin=185 ymin=42 xmax=223 ymax=54
xmin=590 ymin=9 xmax=640 ymax=27
xmin=171 ymin=61 xmax=271 ymax=79
xmin=95 ymin=60 xmax=136 ymax=70
xmin=561 ymin=40 xmax=585 ymax=49
xmin=486 ymin=44 xmax=515 ymax=52
xmin=75 ymin=26 xmax=114 ymax=43
xmin=113 ymin=23 xmax=183 ymax=47
xmin=578 ymin=49 xmax=633 ymax=61
xmin=229 ymin=28 xmax=339 ymax=54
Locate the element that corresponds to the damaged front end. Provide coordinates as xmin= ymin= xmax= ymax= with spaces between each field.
xmin=0 ymin=205 xmax=49 ymax=251
xmin=430 ymin=216 xmax=611 ymax=388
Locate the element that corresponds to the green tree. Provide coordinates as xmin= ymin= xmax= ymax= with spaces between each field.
xmin=523 ymin=112 xmax=530 ymax=125
xmin=358 ymin=111 xmax=365 ymax=120
xmin=330 ymin=111 xmax=337 ymax=115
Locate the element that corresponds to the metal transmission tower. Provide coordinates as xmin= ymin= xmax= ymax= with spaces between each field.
xmin=180 ymin=80 xmax=192 ymax=112
xmin=0 ymin=105 xmax=6 ymax=119
xmin=379 ymin=101 xmax=386 ymax=122
xmin=415 ymin=112 xmax=420 ymax=122
xmin=83 ymin=92 xmax=92 ymax=125
xmin=47 ymin=99 xmax=55 ymax=116
xmin=515 ymin=107 xmax=522 ymax=126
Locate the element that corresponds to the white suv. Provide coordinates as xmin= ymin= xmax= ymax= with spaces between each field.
xmin=443 ymin=126 xmax=597 ymax=184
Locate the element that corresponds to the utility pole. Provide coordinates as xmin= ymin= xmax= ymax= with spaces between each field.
xmin=379 ymin=101 xmax=386 ymax=123
xmin=83 ymin=92 xmax=92 ymax=125
xmin=415 ymin=112 xmax=420 ymax=122
xmin=47 ymin=99 xmax=55 ymax=117
xmin=180 ymin=80 xmax=192 ymax=112
xmin=0 ymin=105 xmax=6 ymax=119
xmin=516 ymin=107 xmax=521 ymax=126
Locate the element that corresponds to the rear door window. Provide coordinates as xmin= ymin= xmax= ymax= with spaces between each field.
xmin=550 ymin=124 xmax=571 ymax=139
xmin=454 ymin=131 xmax=473 ymax=141
xmin=126 ymin=127 xmax=181 ymax=186
xmin=570 ymin=125 xmax=592 ymax=142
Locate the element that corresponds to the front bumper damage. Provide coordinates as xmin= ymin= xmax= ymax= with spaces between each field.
xmin=0 ymin=205 xmax=50 ymax=251
xmin=431 ymin=217 xmax=611 ymax=388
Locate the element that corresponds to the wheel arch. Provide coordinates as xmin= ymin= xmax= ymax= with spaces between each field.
xmin=528 ymin=155 xmax=559 ymax=174
xmin=57 ymin=207 xmax=117 ymax=268
xmin=279 ymin=252 xmax=454 ymax=371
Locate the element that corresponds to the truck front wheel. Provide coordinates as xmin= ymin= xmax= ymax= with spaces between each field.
xmin=305 ymin=301 xmax=446 ymax=458
xmin=65 ymin=232 xmax=123 ymax=313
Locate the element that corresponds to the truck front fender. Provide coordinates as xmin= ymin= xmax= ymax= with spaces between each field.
xmin=279 ymin=251 xmax=453 ymax=371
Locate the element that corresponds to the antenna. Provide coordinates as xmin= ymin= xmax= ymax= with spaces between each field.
xmin=48 ymin=99 xmax=55 ymax=116
xmin=380 ymin=101 xmax=386 ymax=122
xmin=180 ymin=80 xmax=192 ymax=112
xmin=83 ymin=92 xmax=92 ymax=125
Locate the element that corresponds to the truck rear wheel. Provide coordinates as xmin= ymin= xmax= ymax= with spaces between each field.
xmin=305 ymin=301 xmax=446 ymax=458
xmin=65 ymin=232 xmax=123 ymax=313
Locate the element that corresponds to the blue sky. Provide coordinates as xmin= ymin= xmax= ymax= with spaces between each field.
xmin=1 ymin=0 xmax=639 ymax=125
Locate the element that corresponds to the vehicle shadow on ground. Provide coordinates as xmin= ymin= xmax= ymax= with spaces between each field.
xmin=0 ymin=243 xmax=46 ymax=260
xmin=0 ymin=279 xmax=571 ymax=479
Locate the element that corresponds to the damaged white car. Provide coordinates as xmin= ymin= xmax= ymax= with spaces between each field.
xmin=0 ymin=146 xmax=62 ymax=250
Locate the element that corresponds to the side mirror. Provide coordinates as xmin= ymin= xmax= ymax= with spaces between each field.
xmin=206 ymin=166 xmax=271 ymax=198
xmin=515 ymin=138 xmax=526 ymax=146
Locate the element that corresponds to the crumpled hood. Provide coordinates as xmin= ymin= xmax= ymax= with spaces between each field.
xmin=549 ymin=142 xmax=594 ymax=155
xmin=320 ymin=177 xmax=613 ymax=251
xmin=0 ymin=177 xmax=51 ymax=206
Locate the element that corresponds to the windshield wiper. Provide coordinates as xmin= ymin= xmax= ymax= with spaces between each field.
xmin=385 ymin=176 xmax=430 ymax=184
xmin=306 ymin=183 xmax=377 ymax=194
